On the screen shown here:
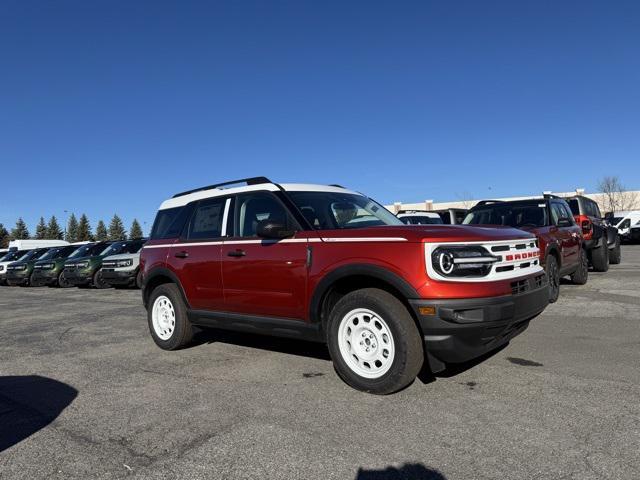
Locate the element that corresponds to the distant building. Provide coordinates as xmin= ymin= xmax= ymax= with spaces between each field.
xmin=386 ymin=188 xmax=640 ymax=216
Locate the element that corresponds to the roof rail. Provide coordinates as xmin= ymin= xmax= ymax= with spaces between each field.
xmin=172 ymin=177 xmax=272 ymax=198
xmin=475 ymin=200 xmax=505 ymax=206
xmin=329 ymin=184 xmax=345 ymax=188
xmin=543 ymin=193 xmax=561 ymax=199
xmin=397 ymin=209 xmax=430 ymax=214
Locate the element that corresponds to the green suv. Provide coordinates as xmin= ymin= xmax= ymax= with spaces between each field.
xmin=63 ymin=241 xmax=139 ymax=288
xmin=5 ymin=248 xmax=53 ymax=286
xmin=31 ymin=245 xmax=87 ymax=287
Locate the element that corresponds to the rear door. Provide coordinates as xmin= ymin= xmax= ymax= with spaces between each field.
xmin=172 ymin=196 xmax=229 ymax=311
xmin=221 ymin=191 xmax=309 ymax=320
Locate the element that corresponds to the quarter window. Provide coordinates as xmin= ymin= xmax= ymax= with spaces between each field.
xmin=188 ymin=198 xmax=227 ymax=239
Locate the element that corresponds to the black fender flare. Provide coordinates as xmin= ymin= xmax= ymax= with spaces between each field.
xmin=545 ymin=244 xmax=562 ymax=268
xmin=308 ymin=263 xmax=419 ymax=323
xmin=143 ymin=266 xmax=191 ymax=309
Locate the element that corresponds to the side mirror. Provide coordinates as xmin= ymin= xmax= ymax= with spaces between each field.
xmin=256 ymin=220 xmax=295 ymax=239
xmin=557 ymin=218 xmax=572 ymax=228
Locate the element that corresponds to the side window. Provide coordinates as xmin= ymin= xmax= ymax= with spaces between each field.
xmin=234 ymin=192 xmax=295 ymax=238
xmin=560 ymin=204 xmax=574 ymax=223
xmin=187 ymin=197 xmax=227 ymax=239
xmin=620 ymin=219 xmax=631 ymax=229
xmin=550 ymin=203 xmax=565 ymax=225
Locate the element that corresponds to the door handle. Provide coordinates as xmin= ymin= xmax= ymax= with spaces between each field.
xmin=174 ymin=251 xmax=189 ymax=258
xmin=227 ymin=249 xmax=246 ymax=258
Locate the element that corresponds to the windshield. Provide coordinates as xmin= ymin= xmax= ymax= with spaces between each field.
xmin=612 ymin=217 xmax=624 ymax=225
xmin=18 ymin=249 xmax=49 ymax=262
xmin=68 ymin=243 xmax=108 ymax=258
xmin=0 ymin=250 xmax=28 ymax=262
xmin=38 ymin=245 xmax=78 ymax=261
xmin=400 ymin=216 xmax=444 ymax=225
xmin=464 ymin=201 xmax=549 ymax=228
xmin=99 ymin=242 xmax=127 ymax=257
xmin=287 ymin=192 xmax=403 ymax=229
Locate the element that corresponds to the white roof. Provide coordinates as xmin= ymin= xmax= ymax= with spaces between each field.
xmin=159 ymin=183 xmax=359 ymax=210
xmin=397 ymin=211 xmax=441 ymax=218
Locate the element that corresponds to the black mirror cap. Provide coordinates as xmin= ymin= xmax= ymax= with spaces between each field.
xmin=557 ymin=218 xmax=572 ymax=228
xmin=256 ymin=220 xmax=295 ymax=239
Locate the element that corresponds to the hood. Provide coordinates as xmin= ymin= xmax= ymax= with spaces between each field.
xmin=64 ymin=255 xmax=100 ymax=264
xmin=103 ymin=252 xmax=140 ymax=261
xmin=315 ymin=225 xmax=535 ymax=243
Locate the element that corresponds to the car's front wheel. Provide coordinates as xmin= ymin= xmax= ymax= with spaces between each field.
xmin=148 ymin=283 xmax=194 ymax=350
xmin=326 ymin=288 xmax=423 ymax=395
xmin=591 ymin=241 xmax=610 ymax=272
xmin=92 ymin=270 xmax=110 ymax=289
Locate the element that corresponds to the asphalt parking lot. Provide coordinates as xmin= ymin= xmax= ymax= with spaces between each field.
xmin=1 ymin=247 xmax=639 ymax=480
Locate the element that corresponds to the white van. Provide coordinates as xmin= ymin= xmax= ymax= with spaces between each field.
xmin=8 ymin=239 xmax=69 ymax=250
xmin=610 ymin=211 xmax=640 ymax=242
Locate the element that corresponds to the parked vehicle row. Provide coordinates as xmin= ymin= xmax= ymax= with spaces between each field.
xmin=0 ymin=238 xmax=146 ymax=289
xmin=1 ymin=180 xmax=625 ymax=395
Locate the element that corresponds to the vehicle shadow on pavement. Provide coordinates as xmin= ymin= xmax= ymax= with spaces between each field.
xmin=356 ymin=463 xmax=447 ymax=479
xmin=192 ymin=328 xmax=332 ymax=361
xmin=0 ymin=375 xmax=78 ymax=453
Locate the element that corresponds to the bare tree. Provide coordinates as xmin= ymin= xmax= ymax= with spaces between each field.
xmin=598 ymin=176 xmax=640 ymax=213
xmin=455 ymin=191 xmax=476 ymax=209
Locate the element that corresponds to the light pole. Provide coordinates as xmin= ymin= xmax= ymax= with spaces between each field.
xmin=63 ymin=210 xmax=68 ymax=241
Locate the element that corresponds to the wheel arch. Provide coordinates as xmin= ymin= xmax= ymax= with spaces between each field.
xmin=308 ymin=264 xmax=420 ymax=329
xmin=143 ymin=267 xmax=190 ymax=310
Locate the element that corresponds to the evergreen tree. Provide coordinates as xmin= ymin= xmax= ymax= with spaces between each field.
xmin=35 ymin=217 xmax=47 ymax=239
xmin=129 ymin=219 xmax=143 ymax=239
xmin=66 ymin=213 xmax=79 ymax=242
xmin=95 ymin=220 xmax=108 ymax=241
xmin=108 ymin=214 xmax=127 ymax=240
xmin=77 ymin=214 xmax=93 ymax=241
xmin=10 ymin=218 xmax=30 ymax=240
xmin=46 ymin=216 xmax=63 ymax=240
xmin=0 ymin=223 xmax=9 ymax=248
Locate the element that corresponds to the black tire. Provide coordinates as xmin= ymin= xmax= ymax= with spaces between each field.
xmin=591 ymin=241 xmax=609 ymax=272
xmin=57 ymin=271 xmax=73 ymax=288
xmin=92 ymin=270 xmax=110 ymax=289
xmin=147 ymin=283 xmax=193 ymax=350
xmin=570 ymin=248 xmax=588 ymax=285
xmin=27 ymin=273 xmax=36 ymax=287
xmin=135 ymin=270 xmax=143 ymax=289
xmin=609 ymin=236 xmax=621 ymax=265
xmin=546 ymin=255 xmax=560 ymax=303
xmin=326 ymin=288 xmax=423 ymax=395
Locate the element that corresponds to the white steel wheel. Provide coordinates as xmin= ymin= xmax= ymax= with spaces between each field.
xmin=152 ymin=295 xmax=176 ymax=340
xmin=337 ymin=308 xmax=396 ymax=379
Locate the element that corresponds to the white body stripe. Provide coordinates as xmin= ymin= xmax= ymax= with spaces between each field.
xmin=142 ymin=237 xmax=408 ymax=249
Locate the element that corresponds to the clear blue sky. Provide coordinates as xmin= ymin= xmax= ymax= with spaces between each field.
xmin=1 ymin=0 xmax=639 ymax=234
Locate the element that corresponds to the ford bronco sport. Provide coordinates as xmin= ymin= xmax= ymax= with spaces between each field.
xmin=463 ymin=195 xmax=588 ymax=303
xmin=5 ymin=247 xmax=53 ymax=286
xmin=141 ymin=177 xmax=549 ymax=394
xmin=565 ymin=195 xmax=621 ymax=270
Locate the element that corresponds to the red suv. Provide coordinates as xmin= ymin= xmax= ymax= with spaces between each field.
xmin=463 ymin=195 xmax=588 ymax=303
xmin=141 ymin=177 xmax=549 ymax=394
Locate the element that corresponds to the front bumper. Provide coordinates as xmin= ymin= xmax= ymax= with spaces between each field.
xmin=410 ymin=276 xmax=548 ymax=368
xmin=31 ymin=269 xmax=59 ymax=286
xmin=101 ymin=268 xmax=136 ymax=286
xmin=6 ymin=271 xmax=29 ymax=285
xmin=63 ymin=269 xmax=93 ymax=285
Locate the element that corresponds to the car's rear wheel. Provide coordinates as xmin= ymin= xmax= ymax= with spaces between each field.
xmin=609 ymin=236 xmax=621 ymax=265
xmin=570 ymin=248 xmax=588 ymax=285
xmin=148 ymin=283 xmax=193 ymax=350
xmin=326 ymin=288 xmax=423 ymax=395
xmin=546 ymin=255 xmax=560 ymax=303
xmin=92 ymin=270 xmax=110 ymax=289
xmin=591 ymin=241 xmax=610 ymax=272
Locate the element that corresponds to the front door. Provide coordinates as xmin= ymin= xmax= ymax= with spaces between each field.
xmin=551 ymin=201 xmax=580 ymax=271
xmin=221 ymin=191 xmax=309 ymax=320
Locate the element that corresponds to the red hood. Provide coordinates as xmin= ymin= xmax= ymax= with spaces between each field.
xmin=314 ymin=225 xmax=535 ymax=243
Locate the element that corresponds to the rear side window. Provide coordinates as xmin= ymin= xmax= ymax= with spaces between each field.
xmin=187 ymin=198 xmax=227 ymax=239
xmin=567 ymin=199 xmax=580 ymax=215
xmin=150 ymin=207 xmax=191 ymax=239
